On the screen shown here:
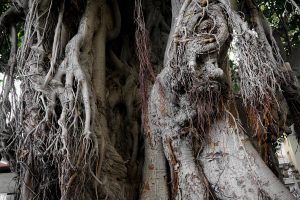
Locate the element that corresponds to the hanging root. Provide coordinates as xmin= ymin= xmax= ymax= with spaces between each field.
xmin=166 ymin=0 xmax=229 ymax=139
xmin=1 ymin=0 xmax=134 ymax=199
xmin=0 ymin=0 xmax=104 ymax=199
xmin=218 ymin=0 xmax=289 ymax=140
xmin=220 ymin=0 xmax=282 ymax=107
xmin=146 ymin=0 xmax=231 ymax=199
xmin=134 ymin=0 xmax=156 ymax=130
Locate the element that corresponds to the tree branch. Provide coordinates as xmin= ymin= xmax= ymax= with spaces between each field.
xmin=0 ymin=6 xmax=22 ymax=28
xmin=288 ymin=0 xmax=300 ymax=14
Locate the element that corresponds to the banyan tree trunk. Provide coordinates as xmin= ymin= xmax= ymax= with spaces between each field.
xmin=1 ymin=0 xmax=142 ymax=199
xmin=142 ymin=0 xmax=295 ymax=199
xmin=0 ymin=0 xmax=297 ymax=199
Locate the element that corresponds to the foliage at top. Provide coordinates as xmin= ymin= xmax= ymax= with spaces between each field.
xmin=258 ymin=0 xmax=300 ymax=54
xmin=0 ymin=2 xmax=10 ymax=68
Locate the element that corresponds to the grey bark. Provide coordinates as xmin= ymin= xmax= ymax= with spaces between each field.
xmin=0 ymin=0 xmax=297 ymax=199
xmin=143 ymin=0 xmax=295 ymax=199
xmin=201 ymin=116 xmax=295 ymax=200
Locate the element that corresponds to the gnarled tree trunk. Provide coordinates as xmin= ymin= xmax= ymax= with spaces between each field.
xmin=142 ymin=0 xmax=295 ymax=199
xmin=0 ymin=0 xmax=298 ymax=199
xmin=1 ymin=0 xmax=142 ymax=199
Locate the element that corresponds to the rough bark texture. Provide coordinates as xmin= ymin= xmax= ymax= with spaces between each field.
xmin=143 ymin=0 xmax=295 ymax=199
xmin=1 ymin=0 xmax=143 ymax=199
xmin=0 ymin=0 xmax=298 ymax=199
xmin=201 ymin=117 xmax=295 ymax=199
xmin=144 ymin=0 xmax=229 ymax=198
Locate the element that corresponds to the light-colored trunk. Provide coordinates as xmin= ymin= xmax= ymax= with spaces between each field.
xmin=142 ymin=0 xmax=295 ymax=199
xmin=200 ymin=116 xmax=295 ymax=200
xmin=141 ymin=137 xmax=169 ymax=200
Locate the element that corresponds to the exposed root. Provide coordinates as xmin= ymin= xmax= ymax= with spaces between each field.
xmin=43 ymin=0 xmax=65 ymax=87
xmin=0 ymin=0 xmax=103 ymax=199
xmin=146 ymin=0 xmax=230 ymax=199
xmin=219 ymin=0 xmax=289 ymax=144
xmin=134 ymin=0 xmax=156 ymax=127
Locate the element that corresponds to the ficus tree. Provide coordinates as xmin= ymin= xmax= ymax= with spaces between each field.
xmin=0 ymin=0 xmax=299 ymax=199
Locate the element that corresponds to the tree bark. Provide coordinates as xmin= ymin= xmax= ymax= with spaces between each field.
xmin=0 ymin=0 xmax=298 ymax=199
xmin=201 ymin=116 xmax=295 ymax=199
xmin=143 ymin=0 xmax=295 ymax=199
